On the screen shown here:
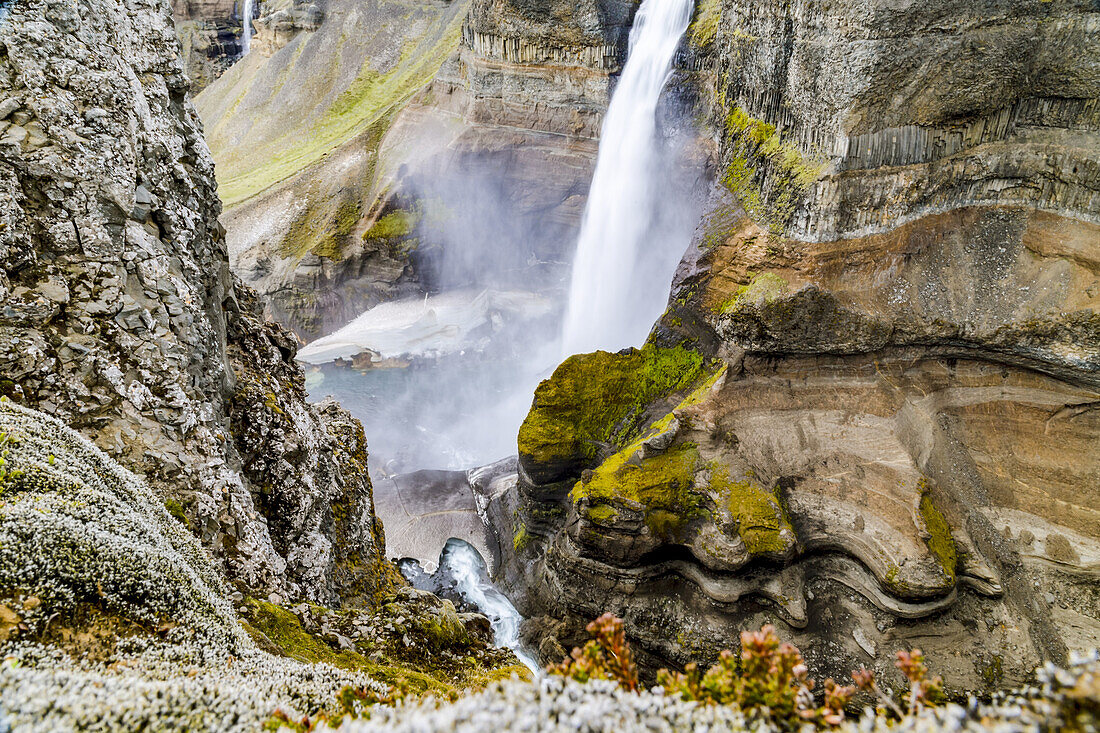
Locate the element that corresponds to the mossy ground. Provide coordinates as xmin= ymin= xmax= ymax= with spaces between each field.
xmin=576 ymin=442 xmax=705 ymax=540
xmin=241 ymin=597 xmax=530 ymax=702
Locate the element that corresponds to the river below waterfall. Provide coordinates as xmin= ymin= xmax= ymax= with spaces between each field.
xmin=400 ymin=539 xmax=541 ymax=674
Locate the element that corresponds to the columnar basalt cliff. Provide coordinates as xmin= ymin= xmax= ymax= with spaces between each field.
xmin=0 ymin=0 xmax=398 ymax=604
xmin=195 ymin=0 xmax=636 ymax=340
xmin=503 ymin=0 xmax=1100 ymax=691
xmin=172 ymin=0 xmax=255 ymax=92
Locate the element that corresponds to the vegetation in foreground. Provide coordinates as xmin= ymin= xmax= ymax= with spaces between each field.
xmin=275 ymin=612 xmax=1098 ymax=733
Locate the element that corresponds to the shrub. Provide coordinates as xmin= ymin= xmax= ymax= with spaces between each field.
xmin=553 ymin=616 xmax=943 ymax=730
xmin=546 ymin=613 xmax=638 ymax=691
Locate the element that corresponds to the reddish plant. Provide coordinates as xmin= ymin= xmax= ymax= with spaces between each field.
xmin=547 ymin=612 xmax=638 ymax=691
xmin=558 ymin=620 xmax=857 ymax=729
xmin=851 ymin=648 xmax=942 ymax=717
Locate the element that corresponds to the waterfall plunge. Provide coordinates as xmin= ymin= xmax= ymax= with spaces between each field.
xmin=241 ymin=0 xmax=253 ymax=55
xmin=561 ymin=0 xmax=695 ymax=356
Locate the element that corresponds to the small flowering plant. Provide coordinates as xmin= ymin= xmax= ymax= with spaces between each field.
xmin=553 ymin=617 xmax=943 ymax=730
xmin=655 ymin=625 xmax=854 ymax=729
xmin=852 ymin=648 xmax=943 ymax=716
xmin=546 ymin=612 xmax=639 ymax=691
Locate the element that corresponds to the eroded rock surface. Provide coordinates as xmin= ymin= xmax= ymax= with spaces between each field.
xmin=172 ymin=0 xmax=253 ymax=92
xmin=0 ymin=0 xmax=397 ymax=604
xmin=498 ymin=0 xmax=1100 ymax=692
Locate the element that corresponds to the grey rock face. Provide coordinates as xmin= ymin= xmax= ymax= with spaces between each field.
xmin=0 ymin=0 xmax=394 ymax=604
xmin=698 ymin=0 xmax=1099 ymax=240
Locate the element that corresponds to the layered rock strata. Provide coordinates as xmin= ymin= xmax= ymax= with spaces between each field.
xmin=197 ymin=0 xmax=637 ymax=339
xmin=500 ymin=0 xmax=1100 ymax=692
xmin=0 ymin=0 xmax=397 ymax=603
xmin=172 ymin=0 xmax=254 ymax=92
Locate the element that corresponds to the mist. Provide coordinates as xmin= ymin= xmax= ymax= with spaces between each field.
xmin=300 ymin=86 xmax=707 ymax=477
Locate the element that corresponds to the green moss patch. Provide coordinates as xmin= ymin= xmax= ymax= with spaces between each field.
xmin=714 ymin=271 xmax=789 ymax=314
xmin=242 ymin=597 xmax=529 ymax=701
xmin=575 ymin=443 xmax=705 ymax=541
xmin=688 ymin=0 xmax=721 ymax=50
xmin=721 ymin=106 xmax=827 ymax=235
xmin=919 ymin=493 xmax=957 ymax=583
xmin=517 ymin=345 xmax=709 ymax=484
xmin=567 ymin=370 xmax=796 ymax=548
xmin=707 ymin=467 xmax=793 ymax=555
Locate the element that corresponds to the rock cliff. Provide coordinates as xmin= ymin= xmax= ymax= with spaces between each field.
xmin=0 ymin=0 xmax=398 ymax=604
xmin=504 ymin=0 xmax=1100 ymax=691
xmin=172 ymin=0 xmax=253 ymax=92
xmin=195 ymin=0 xmax=636 ymax=340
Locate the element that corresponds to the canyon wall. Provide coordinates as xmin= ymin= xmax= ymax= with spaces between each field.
xmin=504 ymin=0 xmax=1100 ymax=691
xmin=0 ymin=0 xmax=398 ymax=606
xmin=172 ymin=0 xmax=251 ymax=92
xmin=196 ymin=0 xmax=635 ymax=340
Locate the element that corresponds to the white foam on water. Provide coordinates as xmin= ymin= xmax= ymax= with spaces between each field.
xmin=440 ymin=540 xmax=541 ymax=675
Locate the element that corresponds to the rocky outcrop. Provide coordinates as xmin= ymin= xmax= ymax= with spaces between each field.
xmin=172 ymin=0 xmax=254 ymax=92
xmin=497 ymin=0 xmax=1100 ymax=692
xmin=0 ymin=400 xmax=526 ymax=730
xmin=0 ymin=0 xmax=397 ymax=604
xmin=250 ymin=0 xmax=322 ymax=57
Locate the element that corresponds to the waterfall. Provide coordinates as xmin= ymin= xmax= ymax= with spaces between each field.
xmin=241 ymin=0 xmax=253 ymax=55
xmin=561 ymin=0 xmax=695 ymax=356
xmin=440 ymin=540 xmax=541 ymax=674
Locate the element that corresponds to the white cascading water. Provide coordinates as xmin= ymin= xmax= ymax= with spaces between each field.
xmin=241 ymin=0 xmax=253 ymax=54
xmin=441 ymin=541 xmax=541 ymax=674
xmin=561 ymin=0 xmax=695 ymax=356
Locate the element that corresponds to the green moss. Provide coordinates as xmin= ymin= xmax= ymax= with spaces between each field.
xmin=512 ymin=524 xmax=531 ymax=552
xmin=0 ymin=431 xmax=23 ymax=497
xmin=583 ymin=503 xmax=620 ymax=525
xmin=919 ymin=493 xmax=957 ymax=583
xmin=245 ymin=599 xmax=371 ymax=671
xmin=981 ymin=655 xmax=1005 ymax=687
xmin=715 ymin=272 xmax=789 ymax=314
xmin=575 ymin=443 xmax=703 ymax=539
xmin=565 ymin=367 xmax=795 ymax=554
xmin=163 ymin=498 xmax=190 ymax=529
xmin=517 ymin=345 xmax=710 ymax=478
xmin=688 ymin=0 xmax=720 ymax=50
xmin=362 ymin=208 xmax=420 ymax=243
xmin=707 ymin=467 xmax=793 ymax=555
xmin=721 ymin=106 xmax=827 ymax=236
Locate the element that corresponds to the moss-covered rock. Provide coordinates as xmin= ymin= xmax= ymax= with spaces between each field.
xmin=241 ymin=588 xmax=530 ymax=700
xmin=517 ymin=345 xmax=709 ymax=486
